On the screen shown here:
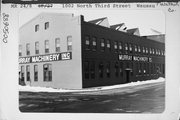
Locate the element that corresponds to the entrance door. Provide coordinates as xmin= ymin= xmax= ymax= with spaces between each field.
xmin=125 ymin=70 xmax=131 ymax=83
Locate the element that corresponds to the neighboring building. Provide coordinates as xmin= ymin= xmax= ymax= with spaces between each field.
xmin=127 ymin=28 xmax=140 ymax=36
xmin=110 ymin=23 xmax=127 ymax=32
xmin=19 ymin=13 xmax=165 ymax=89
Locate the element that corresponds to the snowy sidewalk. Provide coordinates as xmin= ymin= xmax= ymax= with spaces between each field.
xmin=19 ymin=77 xmax=165 ymax=93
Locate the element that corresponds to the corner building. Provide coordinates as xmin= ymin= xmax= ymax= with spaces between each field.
xmin=19 ymin=13 xmax=165 ymax=89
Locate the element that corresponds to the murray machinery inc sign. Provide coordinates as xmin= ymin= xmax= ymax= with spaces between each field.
xmin=119 ymin=54 xmax=152 ymax=62
xmin=19 ymin=52 xmax=72 ymax=64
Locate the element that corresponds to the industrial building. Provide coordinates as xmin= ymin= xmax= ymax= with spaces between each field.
xmin=19 ymin=13 xmax=165 ymax=89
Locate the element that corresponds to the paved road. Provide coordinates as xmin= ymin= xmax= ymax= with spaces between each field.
xmin=19 ymin=81 xmax=165 ymax=113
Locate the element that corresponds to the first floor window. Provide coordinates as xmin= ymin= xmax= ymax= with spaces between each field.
xmin=43 ymin=64 xmax=52 ymax=81
xmin=115 ymin=62 xmax=119 ymax=77
xmin=20 ymin=66 xmax=25 ymax=81
xmin=84 ymin=61 xmax=89 ymax=79
xmin=106 ymin=62 xmax=110 ymax=78
xmin=99 ymin=62 xmax=104 ymax=78
xmin=90 ymin=61 xmax=95 ymax=79
xmin=34 ymin=65 xmax=38 ymax=81
xmin=26 ymin=65 xmax=30 ymax=81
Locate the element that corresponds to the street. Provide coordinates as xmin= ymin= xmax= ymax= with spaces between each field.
xmin=19 ymin=81 xmax=165 ymax=113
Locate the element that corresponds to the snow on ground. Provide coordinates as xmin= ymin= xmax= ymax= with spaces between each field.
xmin=19 ymin=77 xmax=165 ymax=93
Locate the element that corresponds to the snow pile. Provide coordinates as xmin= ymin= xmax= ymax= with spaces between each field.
xmin=19 ymin=77 xmax=165 ymax=93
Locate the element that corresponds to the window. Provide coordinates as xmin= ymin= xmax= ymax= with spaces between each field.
xmin=19 ymin=45 xmax=22 ymax=56
xmin=55 ymin=38 xmax=60 ymax=52
xmin=34 ymin=65 xmax=38 ymax=81
xmin=43 ymin=64 xmax=52 ymax=81
xmin=35 ymin=24 xmax=39 ymax=32
xmin=106 ymin=62 xmax=110 ymax=78
xmin=84 ymin=61 xmax=89 ymax=79
xmin=138 ymin=46 xmax=141 ymax=53
xmin=114 ymin=41 xmax=118 ymax=52
xmin=26 ymin=43 xmax=30 ymax=55
xmin=45 ymin=22 xmax=49 ymax=30
xmin=152 ymin=48 xmax=155 ymax=54
xmin=99 ymin=62 xmax=104 ymax=78
xmin=139 ymin=63 xmax=142 ymax=75
xmin=129 ymin=44 xmax=132 ymax=53
xmin=26 ymin=65 xmax=30 ymax=81
xmin=120 ymin=62 xmax=123 ymax=77
xmin=163 ymin=64 xmax=165 ymax=74
xmin=131 ymin=62 xmax=133 ymax=76
xmin=35 ymin=42 xmax=39 ymax=54
xmin=142 ymin=47 xmax=145 ymax=53
xmin=115 ymin=62 xmax=119 ymax=77
xmin=125 ymin=43 xmax=128 ymax=54
xmin=92 ymin=37 xmax=97 ymax=51
xmin=143 ymin=63 xmax=146 ymax=75
xmin=146 ymin=47 xmax=148 ymax=54
xmin=149 ymin=48 xmax=152 ymax=54
xmin=45 ymin=40 xmax=49 ymax=53
xmin=134 ymin=45 xmax=137 ymax=53
xmin=107 ymin=39 xmax=111 ymax=50
xmin=67 ymin=36 xmax=72 ymax=51
xmin=119 ymin=42 xmax=123 ymax=53
xmin=85 ymin=36 xmax=90 ymax=50
xmin=100 ymin=38 xmax=105 ymax=51
xmin=90 ymin=61 xmax=95 ymax=79
xmin=20 ymin=66 xmax=25 ymax=81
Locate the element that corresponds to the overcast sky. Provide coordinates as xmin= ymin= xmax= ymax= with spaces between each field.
xmin=19 ymin=9 xmax=165 ymax=36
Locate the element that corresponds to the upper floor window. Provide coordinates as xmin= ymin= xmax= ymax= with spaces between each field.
xmin=45 ymin=40 xmax=49 ymax=53
xmin=19 ymin=45 xmax=22 ymax=56
xmin=67 ymin=36 xmax=72 ymax=51
xmin=142 ymin=47 xmax=145 ymax=53
xmin=35 ymin=24 xmax=39 ymax=32
xmin=134 ymin=45 xmax=137 ymax=52
xmin=26 ymin=43 xmax=30 ymax=55
xmin=114 ymin=41 xmax=118 ymax=52
xmin=138 ymin=46 xmax=141 ymax=53
xmin=35 ymin=42 xmax=39 ymax=54
xmin=119 ymin=42 xmax=122 ymax=50
xmin=45 ymin=22 xmax=49 ymax=30
xmin=85 ymin=36 xmax=90 ymax=50
xmin=125 ymin=43 xmax=128 ymax=54
xmin=106 ymin=39 xmax=111 ymax=50
xmin=146 ymin=47 xmax=148 ymax=54
xmin=149 ymin=48 xmax=152 ymax=54
xmin=100 ymin=38 xmax=105 ymax=51
xmin=92 ymin=37 xmax=97 ymax=51
xmin=152 ymin=48 xmax=155 ymax=54
xmin=129 ymin=44 xmax=132 ymax=53
xmin=55 ymin=38 xmax=60 ymax=52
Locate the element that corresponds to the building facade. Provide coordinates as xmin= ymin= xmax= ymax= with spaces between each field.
xmin=19 ymin=13 xmax=165 ymax=89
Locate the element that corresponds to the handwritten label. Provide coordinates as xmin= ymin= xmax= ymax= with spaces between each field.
xmin=2 ymin=13 xmax=9 ymax=43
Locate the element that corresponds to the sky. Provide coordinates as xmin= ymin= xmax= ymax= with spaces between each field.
xmin=19 ymin=9 xmax=165 ymax=36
